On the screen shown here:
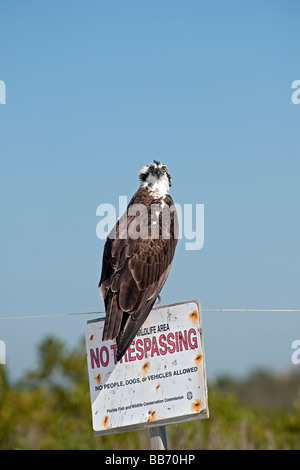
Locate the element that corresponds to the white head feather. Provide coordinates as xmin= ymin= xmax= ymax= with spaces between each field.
xmin=139 ymin=162 xmax=170 ymax=199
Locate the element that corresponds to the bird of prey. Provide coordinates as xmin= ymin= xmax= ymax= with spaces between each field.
xmin=99 ymin=160 xmax=178 ymax=361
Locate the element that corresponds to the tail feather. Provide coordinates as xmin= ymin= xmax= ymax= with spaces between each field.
xmin=116 ymin=299 xmax=156 ymax=361
xmin=102 ymin=294 xmax=122 ymax=341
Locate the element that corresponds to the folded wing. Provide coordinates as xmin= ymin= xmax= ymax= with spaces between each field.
xmin=99 ymin=196 xmax=177 ymax=361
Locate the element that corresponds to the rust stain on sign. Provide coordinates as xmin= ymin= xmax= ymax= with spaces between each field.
xmin=191 ymin=399 xmax=202 ymax=413
xmin=142 ymin=361 xmax=150 ymax=374
xmin=195 ymin=353 xmax=203 ymax=365
xmin=147 ymin=411 xmax=156 ymax=422
xmin=94 ymin=373 xmax=101 ymax=385
xmin=89 ymin=334 xmax=94 ymax=341
xmin=102 ymin=415 xmax=109 ymax=427
xmin=156 ymin=384 xmax=160 ymax=391
xmin=189 ymin=310 xmax=198 ymax=324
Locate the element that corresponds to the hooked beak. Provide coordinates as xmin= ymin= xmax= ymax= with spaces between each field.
xmin=154 ymin=168 xmax=162 ymax=178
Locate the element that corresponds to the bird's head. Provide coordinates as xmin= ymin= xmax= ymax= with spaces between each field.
xmin=139 ymin=160 xmax=172 ymax=197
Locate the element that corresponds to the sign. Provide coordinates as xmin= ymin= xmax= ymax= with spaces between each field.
xmin=85 ymin=300 xmax=209 ymax=435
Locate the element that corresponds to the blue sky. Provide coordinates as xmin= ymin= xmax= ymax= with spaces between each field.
xmin=0 ymin=0 xmax=300 ymax=380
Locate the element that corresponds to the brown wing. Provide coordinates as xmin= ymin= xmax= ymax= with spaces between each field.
xmin=99 ymin=193 xmax=177 ymax=361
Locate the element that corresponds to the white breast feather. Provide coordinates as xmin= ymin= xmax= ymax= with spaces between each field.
xmin=143 ymin=176 xmax=169 ymax=199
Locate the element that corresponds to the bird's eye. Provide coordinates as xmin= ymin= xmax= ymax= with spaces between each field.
xmin=162 ymin=166 xmax=167 ymax=172
xmin=149 ymin=166 xmax=154 ymax=173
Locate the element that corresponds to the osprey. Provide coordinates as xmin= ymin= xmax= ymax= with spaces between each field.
xmin=99 ymin=160 xmax=178 ymax=361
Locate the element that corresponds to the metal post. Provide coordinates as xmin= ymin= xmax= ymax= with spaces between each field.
xmin=150 ymin=425 xmax=168 ymax=450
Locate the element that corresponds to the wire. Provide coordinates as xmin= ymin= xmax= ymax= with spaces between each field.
xmin=0 ymin=308 xmax=299 ymax=321
xmin=202 ymin=308 xmax=300 ymax=312
xmin=0 ymin=311 xmax=105 ymax=320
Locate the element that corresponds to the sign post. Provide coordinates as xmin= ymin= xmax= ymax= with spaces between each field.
xmin=85 ymin=299 xmax=209 ymax=445
xmin=149 ymin=425 xmax=168 ymax=450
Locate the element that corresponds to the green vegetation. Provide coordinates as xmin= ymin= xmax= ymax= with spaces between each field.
xmin=0 ymin=336 xmax=300 ymax=450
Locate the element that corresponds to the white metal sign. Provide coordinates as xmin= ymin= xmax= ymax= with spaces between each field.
xmin=85 ymin=300 xmax=209 ymax=435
